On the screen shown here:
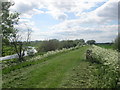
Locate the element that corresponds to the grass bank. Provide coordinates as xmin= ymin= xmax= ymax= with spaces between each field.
xmin=2 ymin=46 xmax=89 ymax=88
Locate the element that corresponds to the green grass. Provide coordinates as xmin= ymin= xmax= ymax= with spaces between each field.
xmin=2 ymin=45 xmax=15 ymax=56
xmin=96 ymin=44 xmax=113 ymax=49
xmin=2 ymin=46 xmax=89 ymax=88
xmin=59 ymin=60 xmax=99 ymax=88
xmin=60 ymin=61 xmax=118 ymax=88
xmin=2 ymin=45 xmax=118 ymax=88
xmin=2 ymin=49 xmax=72 ymax=74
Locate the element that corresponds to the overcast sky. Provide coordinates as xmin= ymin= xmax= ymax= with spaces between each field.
xmin=9 ymin=0 xmax=118 ymax=43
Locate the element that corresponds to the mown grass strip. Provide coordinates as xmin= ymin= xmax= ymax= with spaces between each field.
xmin=2 ymin=49 xmax=74 ymax=74
xmin=2 ymin=46 xmax=89 ymax=88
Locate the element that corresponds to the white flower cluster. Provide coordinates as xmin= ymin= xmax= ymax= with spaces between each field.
xmin=29 ymin=46 xmax=80 ymax=61
xmin=91 ymin=45 xmax=119 ymax=71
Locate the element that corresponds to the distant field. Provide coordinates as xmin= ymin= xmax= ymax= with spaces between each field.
xmin=96 ymin=44 xmax=113 ymax=49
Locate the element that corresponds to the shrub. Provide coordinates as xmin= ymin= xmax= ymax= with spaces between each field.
xmin=39 ymin=39 xmax=60 ymax=52
xmin=86 ymin=40 xmax=96 ymax=45
xmin=86 ymin=45 xmax=119 ymax=87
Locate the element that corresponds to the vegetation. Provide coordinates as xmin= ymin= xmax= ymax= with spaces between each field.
xmin=1 ymin=1 xmax=118 ymax=89
xmin=96 ymin=44 xmax=113 ymax=49
xmin=2 ymin=45 xmax=119 ymax=88
xmin=9 ymin=28 xmax=32 ymax=62
xmin=38 ymin=39 xmax=85 ymax=52
xmin=86 ymin=45 xmax=120 ymax=88
xmin=2 ymin=46 xmax=89 ymax=88
xmin=1 ymin=1 xmax=32 ymax=62
xmin=39 ymin=39 xmax=60 ymax=52
xmin=2 ymin=46 xmax=79 ymax=74
xmin=114 ymin=33 xmax=120 ymax=52
xmin=1 ymin=2 xmax=19 ymax=56
xmin=1 ymin=2 xmax=19 ymax=40
xmin=86 ymin=40 xmax=96 ymax=45
xmin=2 ymin=45 xmax=15 ymax=56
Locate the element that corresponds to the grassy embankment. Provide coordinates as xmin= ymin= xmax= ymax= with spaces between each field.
xmin=2 ymin=46 xmax=89 ymax=88
xmin=2 ymin=45 xmax=119 ymax=88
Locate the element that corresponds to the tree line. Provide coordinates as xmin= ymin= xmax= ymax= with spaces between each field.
xmin=31 ymin=39 xmax=96 ymax=52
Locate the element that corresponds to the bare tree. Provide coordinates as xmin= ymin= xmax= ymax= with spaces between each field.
xmin=9 ymin=24 xmax=32 ymax=62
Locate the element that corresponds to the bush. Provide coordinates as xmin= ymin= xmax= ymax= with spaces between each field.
xmin=39 ymin=39 xmax=60 ymax=52
xmin=86 ymin=40 xmax=96 ymax=45
xmin=86 ymin=45 xmax=119 ymax=87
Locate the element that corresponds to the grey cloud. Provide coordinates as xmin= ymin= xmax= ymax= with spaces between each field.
xmin=10 ymin=2 xmax=36 ymax=13
xmin=52 ymin=1 xmax=75 ymax=12
xmin=57 ymin=14 xmax=68 ymax=21
xmin=97 ymin=1 xmax=118 ymax=20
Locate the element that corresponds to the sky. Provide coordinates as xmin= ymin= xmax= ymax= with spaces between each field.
xmin=9 ymin=0 xmax=119 ymax=43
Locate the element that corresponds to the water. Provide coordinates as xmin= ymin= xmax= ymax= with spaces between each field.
xmin=0 ymin=51 xmax=28 ymax=61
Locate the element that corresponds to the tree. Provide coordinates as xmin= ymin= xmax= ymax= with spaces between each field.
xmin=60 ymin=40 xmax=76 ymax=49
xmin=0 ymin=1 xmax=19 ymax=56
xmin=76 ymin=39 xmax=85 ymax=46
xmin=9 ymin=26 xmax=32 ymax=62
xmin=86 ymin=40 xmax=96 ymax=45
xmin=1 ymin=1 xmax=19 ymax=41
xmin=40 ymin=39 xmax=59 ymax=52
xmin=1 ymin=1 xmax=32 ymax=61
